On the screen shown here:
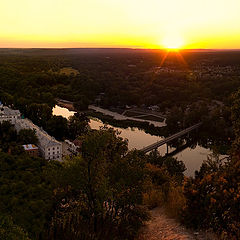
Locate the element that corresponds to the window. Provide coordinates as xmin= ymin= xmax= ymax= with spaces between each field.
xmin=53 ymin=147 xmax=55 ymax=150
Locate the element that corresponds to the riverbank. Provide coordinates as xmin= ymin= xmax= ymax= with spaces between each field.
xmin=88 ymin=110 xmax=167 ymax=137
xmin=56 ymin=99 xmax=166 ymax=128
xmin=56 ymin=98 xmax=75 ymax=111
xmin=56 ymin=99 xmax=167 ymax=136
xmin=89 ymin=105 xmax=166 ymax=128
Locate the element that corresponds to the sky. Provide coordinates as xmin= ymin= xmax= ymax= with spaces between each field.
xmin=0 ymin=0 xmax=240 ymax=49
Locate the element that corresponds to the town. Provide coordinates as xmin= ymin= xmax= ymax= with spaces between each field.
xmin=0 ymin=101 xmax=80 ymax=161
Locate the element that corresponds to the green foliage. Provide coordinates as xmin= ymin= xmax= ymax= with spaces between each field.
xmin=0 ymin=152 xmax=54 ymax=239
xmin=45 ymin=115 xmax=68 ymax=141
xmin=68 ymin=113 xmax=89 ymax=140
xmin=73 ymin=96 xmax=90 ymax=111
xmin=1 ymin=49 xmax=240 ymax=239
xmin=147 ymin=150 xmax=186 ymax=183
xmin=0 ymin=215 xmax=30 ymax=240
xmin=143 ymin=151 xmax=186 ymax=215
xmin=26 ymin=103 xmax=52 ymax=128
xmin=18 ymin=129 xmax=39 ymax=145
xmin=182 ymin=156 xmax=240 ymax=238
xmin=46 ymin=129 xmax=149 ymax=240
xmin=181 ymin=89 xmax=240 ymax=238
xmin=0 ymin=121 xmax=17 ymax=145
xmin=0 ymin=121 xmax=38 ymax=154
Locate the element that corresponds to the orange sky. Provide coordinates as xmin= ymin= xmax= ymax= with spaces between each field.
xmin=0 ymin=0 xmax=240 ymax=49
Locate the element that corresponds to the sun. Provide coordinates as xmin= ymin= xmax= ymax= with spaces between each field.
xmin=162 ymin=33 xmax=184 ymax=50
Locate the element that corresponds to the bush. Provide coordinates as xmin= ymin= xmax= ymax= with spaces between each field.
xmin=182 ymin=157 xmax=240 ymax=238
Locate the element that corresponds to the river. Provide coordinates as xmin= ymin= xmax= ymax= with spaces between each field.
xmin=53 ymin=105 xmax=220 ymax=176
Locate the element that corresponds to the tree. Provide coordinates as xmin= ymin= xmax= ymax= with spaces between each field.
xmin=68 ymin=114 xmax=89 ymax=140
xmin=0 ymin=216 xmax=30 ymax=240
xmin=18 ymin=129 xmax=38 ymax=145
xmin=73 ymin=96 xmax=90 ymax=111
xmin=0 ymin=152 xmax=54 ymax=239
xmin=46 ymin=129 xmax=148 ymax=240
xmin=147 ymin=151 xmax=186 ymax=183
xmin=46 ymin=115 xmax=68 ymax=141
xmin=26 ymin=103 xmax=52 ymax=127
xmin=0 ymin=121 xmax=18 ymax=152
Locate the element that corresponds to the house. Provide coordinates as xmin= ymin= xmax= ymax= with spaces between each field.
xmin=64 ymin=139 xmax=79 ymax=154
xmin=0 ymin=102 xmax=21 ymax=124
xmin=22 ymin=144 xmax=39 ymax=157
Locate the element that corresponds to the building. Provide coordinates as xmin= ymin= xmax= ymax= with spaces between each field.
xmin=64 ymin=139 xmax=79 ymax=154
xmin=15 ymin=118 xmax=62 ymax=161
xmin=0 ymin=103 xmax=62 ymax=161
xmin=0 ymin=102 xmax=21 ymax=124
xmin=22 ymin=144 xmax=39 ymax=157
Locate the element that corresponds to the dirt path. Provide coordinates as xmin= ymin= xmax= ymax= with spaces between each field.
xmin=137 ymin=208 xmax=216 ymax=240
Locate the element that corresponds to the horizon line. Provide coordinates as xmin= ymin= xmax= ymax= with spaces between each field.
xmin=1 ymin=47 xmax=240 ymax=51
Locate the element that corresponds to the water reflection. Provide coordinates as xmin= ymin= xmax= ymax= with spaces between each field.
xmin=53 ymin=105 xmax=77 ymax=119
xmin=52 ymin=105 xmax=217 ymax=177
xmin=89 ymin=117 xmax=163 ymax=150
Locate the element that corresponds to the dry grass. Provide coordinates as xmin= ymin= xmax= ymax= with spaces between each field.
xmin=59 ymin=67 xmax=79 ymax=76
xmin=49 ymin=67 xmax=79 ymax=76
xmin=143 ymin=189 xmax=165 ymax=209
xmin=164 ymin=185 xmax=186 ymax=219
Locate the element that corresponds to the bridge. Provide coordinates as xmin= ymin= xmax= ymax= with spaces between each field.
xmin=140 ymin=122 xmax=202 ymax=154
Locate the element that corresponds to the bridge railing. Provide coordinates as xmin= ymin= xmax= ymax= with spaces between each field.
xmin=140 ymin=122 xmax=202 ymax=153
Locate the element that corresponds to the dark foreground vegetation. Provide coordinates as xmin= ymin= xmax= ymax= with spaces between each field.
xmin=0 ymin=125 xmax=187 ymax=240
xmin=1 ymin=49 xmax=240 ymax=239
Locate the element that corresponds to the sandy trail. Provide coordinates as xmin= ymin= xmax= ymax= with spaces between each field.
xmin=137 ymin=207 xmax=217 ymax=240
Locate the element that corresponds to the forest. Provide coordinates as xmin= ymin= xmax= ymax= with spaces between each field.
xmin=1 ymin=48 xmax=240 ymax=111
xmin=1 ymin=49 xmax=240 ymax=239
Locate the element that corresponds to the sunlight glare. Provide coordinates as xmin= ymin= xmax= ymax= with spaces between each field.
xmin=162 ymin=33 xmax=184 ymax=50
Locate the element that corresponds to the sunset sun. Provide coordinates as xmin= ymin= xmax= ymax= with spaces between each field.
xmin=162 ymin=34 xmax=184 ymax=50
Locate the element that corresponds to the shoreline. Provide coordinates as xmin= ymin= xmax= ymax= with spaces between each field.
xmin=56 ymin=99 xmax=166 ymax=128
xmin=88 ymin=105 xmax=166 ymax=128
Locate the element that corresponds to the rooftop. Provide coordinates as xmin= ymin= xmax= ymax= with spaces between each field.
xmin=16 ymin=119 xmax=61 ymax=148
xmin=0 ymin=106 xmax=20 ymax=116
xmin=23 ymin=144 xmax=38 ymax=151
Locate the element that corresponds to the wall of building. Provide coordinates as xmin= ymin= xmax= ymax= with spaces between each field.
xmin=44 ymin=145 xmax=62 ymax=160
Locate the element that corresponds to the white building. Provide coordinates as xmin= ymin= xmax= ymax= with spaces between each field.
xmin=15 ymin=118 xmax=62 ymax=161
xmin=0 ymin=103 xmax=21 ymax=124
xmin=64 ymin=139 xmax=79 ymax=154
